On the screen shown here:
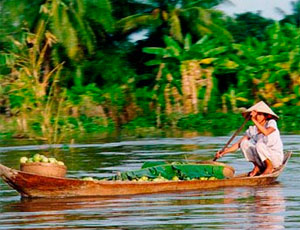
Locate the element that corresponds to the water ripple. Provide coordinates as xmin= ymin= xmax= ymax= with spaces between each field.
xmin=0 ymin=135 xmax=299 ymax=229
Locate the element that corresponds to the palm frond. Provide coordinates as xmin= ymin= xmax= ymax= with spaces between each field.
xmin=184 ymin=34 xmax=192 ymax=50
xmin=116 ymin=14 xmax=161 ymax=33
xmin=144 ymin=59 xmax=163 ymax=66
xmin=69 ymin=2 xmax=95 ymax=54
xmin=195 ymin=35 xmax=209 ymax=45
xmin=169 ymin=10 xmax=183 ymax=43
xmin=59 ymin=3 xmax=80 ymax=59
xmin=86 ymin=0 xmax=115 ymax=33
xmin=163 ymin=36 xmax=182 ymax=55
xmin=142 ymin=47 xmax=166 ymax=56
xmin=76 ymin=0 xmax=85 ymax=16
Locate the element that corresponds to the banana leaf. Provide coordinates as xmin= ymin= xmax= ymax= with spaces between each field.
xmin=173 ymin=164 xmax=225 ymax=179
xmin=110 ymin=162 xmax=225 ymax=181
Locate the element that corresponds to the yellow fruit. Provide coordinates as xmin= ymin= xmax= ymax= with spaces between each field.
xmin=140 ymin=176 xmax=148 ymax=181
xmin=33 ymin=154 xmax=41 ymax=162
xmin=27 ymin=158 xmax=34 ymax=163
xmin=49 ymin=158 xmax=56 ymax=164
xmin=41 ymin=157 xmax=49 ymax=163
xmin=20 ymin=157 xmax=28 ymax=164
xmin=57 ymin=161 xmax=64 ymax=166
xmin=172 ymin=176 xmax=179 ymax=181
xmin=153 ymin=178 xmax=163 ymax=182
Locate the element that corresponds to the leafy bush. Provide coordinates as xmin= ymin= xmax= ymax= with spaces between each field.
xmin=122 ymin=115 xmax=156 ymax=130
xmin=177 ymin=113 xmax=245 ymax=135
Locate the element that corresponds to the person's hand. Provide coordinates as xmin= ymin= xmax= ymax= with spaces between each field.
xmin=215 ymin=150 xmax=224 ymax=159
xmin=250 ymin=110 xmax=257 ymax=119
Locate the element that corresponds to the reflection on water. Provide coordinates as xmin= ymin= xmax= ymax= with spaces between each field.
xmin=0 ymin=135 xmax=299 ymax=229
xmin=252 ymin=187 xmax=285 ymax=230
xmin=0 ymin=186 xmax=287 ymax=229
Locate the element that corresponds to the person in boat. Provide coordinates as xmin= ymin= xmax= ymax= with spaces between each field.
xmin=214 ymin=101 xmax=283 ymax=177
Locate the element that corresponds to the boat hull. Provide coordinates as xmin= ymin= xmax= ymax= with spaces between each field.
xmin=0 ymin=152 xmax=291 ymax=198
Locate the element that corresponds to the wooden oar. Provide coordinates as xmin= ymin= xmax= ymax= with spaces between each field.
xmin=213 ymin=115 xmax=250 ymax=161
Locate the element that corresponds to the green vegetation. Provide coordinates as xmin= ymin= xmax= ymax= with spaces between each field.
xmin=1 ymin=0 xmax=300 ymax=143
xmin=20 ymin=154 xmax=65 ymax=165
xmin=78 ymin=161 xmax=223 ymax=182
xmin=108 ymin=161 xmax=223 ymax=181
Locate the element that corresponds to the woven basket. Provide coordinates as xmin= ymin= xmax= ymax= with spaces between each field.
xmin=20 ymin=162 xmax=67 ymax=178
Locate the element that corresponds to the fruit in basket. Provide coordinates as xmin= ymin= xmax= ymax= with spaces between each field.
xmin=41 ymin=156 xmax=49 ymax=163
xmin=19 ymin=155 xmax=64 ymax=166
xmin=20 ymin=154 xmax=67 ymax=178
xmin=27 ymin=158 xmax=34 ymax=163
xmin=33 ymin=154 xmax=41 ymax=162
xmin=20 ymin=157 xmax=28 ymax=164
xmin=49 ymin=158 xmax=57 ymax=164
xmin=57 ymin=161 xmax=65 ymax=166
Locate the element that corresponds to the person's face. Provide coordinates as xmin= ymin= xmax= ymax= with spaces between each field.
xmin=256 ymin=112 xmax=266 ymax=123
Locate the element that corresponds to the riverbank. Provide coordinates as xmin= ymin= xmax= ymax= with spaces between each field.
xmin=1 ymin=107 xmax=299 ymax=145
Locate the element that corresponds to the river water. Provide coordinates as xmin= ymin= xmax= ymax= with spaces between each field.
xmin=0 ymin=135 xmax=299 ymax=229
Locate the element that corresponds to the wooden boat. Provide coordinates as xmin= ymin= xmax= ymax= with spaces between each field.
xmin=0 ymin=152 xmax=291 ymax=198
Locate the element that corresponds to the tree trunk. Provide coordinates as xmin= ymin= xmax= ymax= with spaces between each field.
xmin=152 ymin=63 xmax=165 ymax=127
xmin=202 ymin=68 xmax=213 ymax=113
xmin=181 ymin=60 xmax=201 ymax=114
xmin=181 ymin=61 xmax=192 ymax=114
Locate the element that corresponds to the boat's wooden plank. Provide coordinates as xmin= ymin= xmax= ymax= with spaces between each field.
xmin=12 ymin=172 xmax=278 ymax=198
xmin=0 ymin=152 xmax=292 ymax=198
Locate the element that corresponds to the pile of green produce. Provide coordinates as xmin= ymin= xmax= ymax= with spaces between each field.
xmin=80 ymin=175 xmax=216 ymax=182
xmin=109 ymin=161 xmax=224 ymax=182
xmin=78 ymin=161 xmax=223 ymax=182
xmin=20 ymin=154 xmax=65 ymax=166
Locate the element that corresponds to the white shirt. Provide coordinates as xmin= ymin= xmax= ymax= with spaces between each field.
xmin=245 ymin=119 xmax=283 ymax=154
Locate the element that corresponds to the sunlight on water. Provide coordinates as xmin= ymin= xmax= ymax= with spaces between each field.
xmin=0 ymin=135 xmax=299 ymax=229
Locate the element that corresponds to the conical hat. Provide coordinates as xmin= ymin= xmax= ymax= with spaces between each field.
xmin=242 ymin=101 xmax=279 ymax=120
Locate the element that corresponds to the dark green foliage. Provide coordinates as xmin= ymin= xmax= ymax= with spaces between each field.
xmin=173 ymin=164 xmax=225 ymax=179
xmin=177 ymin=113 xmax=245 ymax=135
xmin=275 ymin=106 xmax=300 ymax=134
xmin=110 ymin=162 xmax=225 ymax=181
xmin=1 ymin=0 xmax=300 ymax=141
xmin=113 ymin=165 xmax=176 ymax=180
xmin=280 ymin=0 xmax=300 ymax=26
xmin=79 ymin=115 xmax=115 ymax=133
xmin=67 ymin=84 xmax=103 ymax=105
xmin=122 ymin=115 xmax=156 ymax=130
xmin=227 ymin=12 xmax=274 ymax=43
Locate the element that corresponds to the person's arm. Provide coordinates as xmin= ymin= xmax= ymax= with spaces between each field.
xmin=215 ymin=135 xmax=249 ymax=159
xmin=250 ymin=111 xmax=275 ymax=136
